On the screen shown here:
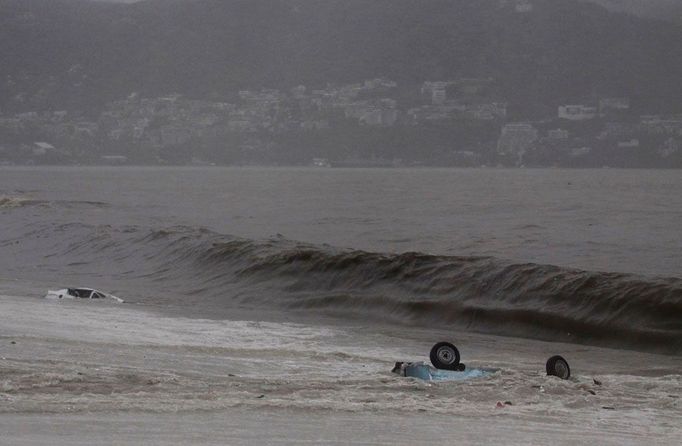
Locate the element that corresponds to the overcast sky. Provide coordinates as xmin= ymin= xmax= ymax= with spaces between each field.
xmin=86 ymin=0 xmax=682 ymax=21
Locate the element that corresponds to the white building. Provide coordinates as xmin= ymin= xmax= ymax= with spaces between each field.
xmin=497 ymin=123 xmax=538 ymax=156
xmin=421 ymin=81 xmax=449 ymax=104
xmin=547 ymin=129 xmax=569 ymax=140
xmin=558 ymin=105 xmax=598 ymax=121
xmin=658 ymin=138 xmax=680 ymax=158
xmin=32 ymin=142 xmax=55 ymax=156
xmin=640 ymin=115 xmax=682 ymax=135
xmin=101 ymin=155 xmax=128 ymax=165
xmin=570 ymin=147 xmax=592 ymax=157
xmin=515 ymin=0 xmax=533 ymax=13
xmin=466 ymin=102 xmax=507 ymax=120
xmin=617 ymin=139 xmax=640 ymax=148
xmin=599 ymin=98 xmax=630 ymax=115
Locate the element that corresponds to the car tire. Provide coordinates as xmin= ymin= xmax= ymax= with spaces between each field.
xmin=546 ymin=355 xmax=571 ymax=379
xmin=429 ymin=342 xmax=461 ymax=370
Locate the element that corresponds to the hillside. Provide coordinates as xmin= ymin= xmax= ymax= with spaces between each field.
xmin=1 ymin=0 xmax=682 ymax=115
xmin=584 ymin=0 xmax=682 ymax=22
xmin=89 ymin=0 xmax=682 ymax=21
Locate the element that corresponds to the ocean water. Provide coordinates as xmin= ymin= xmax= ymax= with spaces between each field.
xmin=1 ymin=166 xmax=681 ymax=352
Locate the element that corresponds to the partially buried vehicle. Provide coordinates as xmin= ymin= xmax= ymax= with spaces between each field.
xmin=45 ymin=288 xmax=124 ymax=303
xmin=392 ymin=341 xmax=571 ymax=381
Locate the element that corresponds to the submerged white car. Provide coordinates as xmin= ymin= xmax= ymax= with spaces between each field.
xmin=45 ymin=288 xmax=124 ymax=303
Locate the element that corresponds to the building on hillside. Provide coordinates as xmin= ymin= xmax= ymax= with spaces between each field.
xmin=658 ymin=138 xmax=680 ymax=158
xmin=363 ymin=78 xmax=397 ymax=90
xmin=515 ymin=0 xmax=533 ymax=13
xmin=291 ymin=85 xmax=307 ymax=98
xmin=598 ymin=122 xmax=632 ymax=140
xmin=558 ymin=105 xmax=598 ymax=121
xmin=0 ymin=118 xmax=23 ymax=133
xmin=547 ymin=129 xmax=569 ymax=140
xmin=24 ymin=141 xmax=70 ymax=163
xmin=640 ymin=115 xmax=682 ymax=135
xmin=343 ymin=99 xmax=398 ymax=126
xmin=451 ymin=78 xmax=493 ymax=97
xmin=617 ymin=139 xmax=640 ymax=148
xmin=300 ymin=120 xmax=330 ymax=130
xmin=311 ymin=158 xmax=331 ymax=168
xmin=497 ymin=123 xmax=538 ymax=157
xmin=599 ymin=98 xmax=630 ymax=116
xmin=570 ymin=147 xmax=592 ymax=157
xmin=101 ymin=155 xmax=128 ymax=165
xmin=464 ymin=102 xmax=507 ymax=120
xmin=421 ymin=81 xmax=449 ymax=104
xmin=406 ymin=103 xmax=466 ymax=124
xmin=32 ymin=142 xmax=56 ymax=156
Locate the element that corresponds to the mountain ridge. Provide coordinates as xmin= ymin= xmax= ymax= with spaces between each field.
xmin=1 ymin=0 xmax=681 ymax=115
xmin=85 ymin=0 xmax=682 ymax=23
xmin=583 ymin=0 xmax=682 ymax=22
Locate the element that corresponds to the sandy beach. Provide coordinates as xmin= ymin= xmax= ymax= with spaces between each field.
xmin=1 ymin=293 xmax=680 ymax=445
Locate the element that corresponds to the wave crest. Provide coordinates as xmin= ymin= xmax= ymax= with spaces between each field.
xmin=6 ymin=222 xmax=682 ymax=353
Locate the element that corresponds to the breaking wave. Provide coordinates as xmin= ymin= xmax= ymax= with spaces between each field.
xmin=0 ymin=195 xmax=43 ymax=209
xmin=0 ymin=194 xmax=109 ymax=210
xmin=5 ymin=223 xmax=682 ymax=353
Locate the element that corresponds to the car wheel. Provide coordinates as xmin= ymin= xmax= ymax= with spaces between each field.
xmin=429 ymin=342 xmax=461 ymax=370
xmin=546 ymin=355 xmax=571 ymax=379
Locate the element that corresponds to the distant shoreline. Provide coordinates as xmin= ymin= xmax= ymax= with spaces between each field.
xmin=2 ymin=163 xmax=682 ymax=170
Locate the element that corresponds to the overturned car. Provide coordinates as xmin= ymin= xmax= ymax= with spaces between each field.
xmin=392 ymin=341 xmax=571 ymax=381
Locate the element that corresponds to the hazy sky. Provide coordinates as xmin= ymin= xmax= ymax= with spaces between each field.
xmin=86 ymin=0 xmax=682 ymax=21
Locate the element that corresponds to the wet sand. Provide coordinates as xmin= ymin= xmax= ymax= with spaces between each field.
xmin=1 ymin=294 xmax=680 ymax=445
xmin=2 ymin=408 xmax=670 ymax=446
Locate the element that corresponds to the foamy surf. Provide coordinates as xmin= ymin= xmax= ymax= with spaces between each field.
xmin=0 ymin=195 xmax=40 ymax=209
xmin=0 ymin=293 xmax=680 ymax=445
